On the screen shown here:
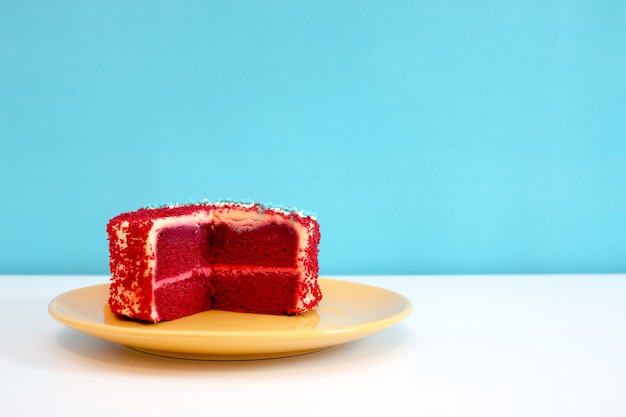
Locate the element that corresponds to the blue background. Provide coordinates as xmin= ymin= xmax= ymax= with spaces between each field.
xmin=1 ymin=1 xmax=625 ymax=275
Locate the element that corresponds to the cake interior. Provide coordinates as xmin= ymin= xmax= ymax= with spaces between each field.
xmin=151 ymin=216 xmax=306 ymax=318
xmin=153 ymin=223 xmax=213 ymax=321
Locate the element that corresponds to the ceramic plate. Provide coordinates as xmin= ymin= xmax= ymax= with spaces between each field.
xmin=48 ymin=278 xmax=412 ymax=360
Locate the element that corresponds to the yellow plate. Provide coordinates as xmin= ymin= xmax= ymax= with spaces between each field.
xmin=48 ymin=278 xmax=412 ymax=360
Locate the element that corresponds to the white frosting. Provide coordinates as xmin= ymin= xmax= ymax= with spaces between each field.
xmin=295 ymin=218 xmax=318 ymax=310
xmin=213 ymin=201 xmax=317 ymax=220
xmin=112 ymin=220 xmax=129 ymax=250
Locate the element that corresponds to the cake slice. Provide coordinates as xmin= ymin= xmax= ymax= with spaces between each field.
xmin=210 ymin=201 xmax=322 ymax=315
xmin=106 ymin=201 xmax=321 ymax=322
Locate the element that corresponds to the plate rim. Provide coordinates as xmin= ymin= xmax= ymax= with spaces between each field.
xmin=48 ymin=277 xmax=412 ymax=358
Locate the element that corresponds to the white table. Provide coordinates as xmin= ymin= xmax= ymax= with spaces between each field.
xmin=1 ymin=274 xmax=625 ymax=417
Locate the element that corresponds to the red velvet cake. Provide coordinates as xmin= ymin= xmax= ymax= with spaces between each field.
xmin=106 ymin=201 xmax=321 ymax=322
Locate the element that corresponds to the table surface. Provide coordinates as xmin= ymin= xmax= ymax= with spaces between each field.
xmin=1 ymin=274 xmax=625 ymax=417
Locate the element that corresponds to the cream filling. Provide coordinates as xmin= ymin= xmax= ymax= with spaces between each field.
xmin=153 ymin=267 xmax=213 ymax=289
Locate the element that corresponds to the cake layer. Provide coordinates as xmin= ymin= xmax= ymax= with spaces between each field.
xmin=155 ymin=223 xmax=212 ymax=281
xmin=211 ymin=269 xmax=302 ymax=315
xmin=212 ymin=217 xmax=299 ymax=268
xmin=155 ymin=271 xmax=214 ymax=321
xmin=107 ymin=201 xmax=321 ymax=322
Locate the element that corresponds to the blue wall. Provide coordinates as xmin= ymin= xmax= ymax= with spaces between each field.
xmin=2 ymin=1 xmax=625 ymax=275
